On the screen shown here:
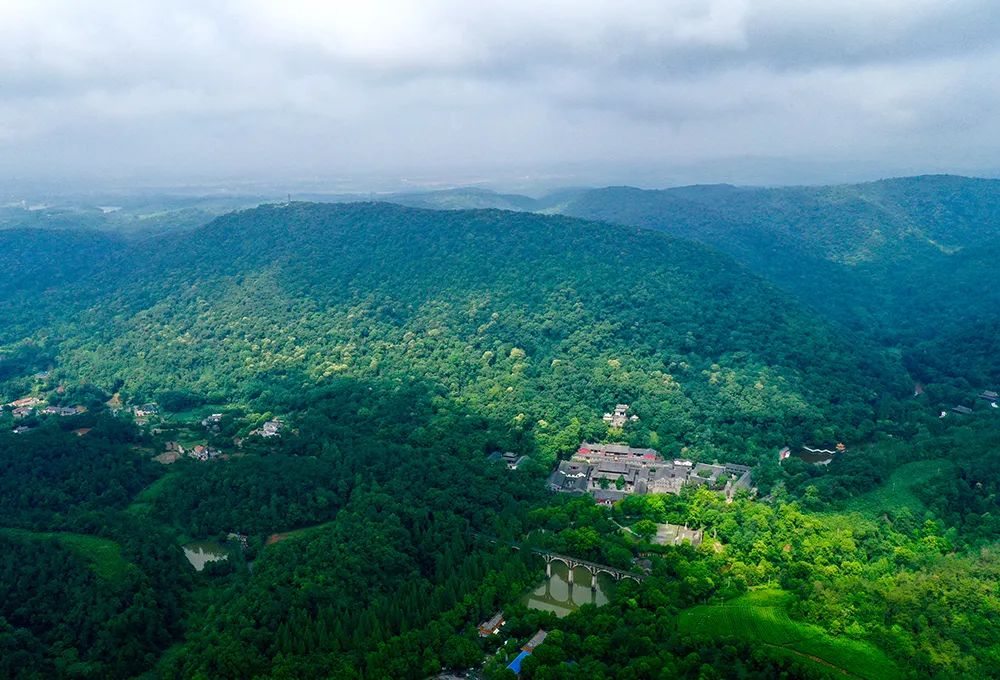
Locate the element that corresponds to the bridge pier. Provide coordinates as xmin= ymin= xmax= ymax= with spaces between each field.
xmin=531 ymin=548 xmax=645 ymax=586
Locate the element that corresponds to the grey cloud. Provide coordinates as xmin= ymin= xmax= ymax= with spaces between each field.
xmin=0 ymin=0 xmax=998 ymax=188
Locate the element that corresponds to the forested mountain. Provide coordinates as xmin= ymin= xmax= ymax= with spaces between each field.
xmin=553 ymin=175 xmax=1000 ymax=385
xmin=331 ymin=177 xmax=1000 ymax=386
xmin=1 ymin=202 xmax=897 ymax=462
xmin=4 ymin=195 xmax=1000 ymax=679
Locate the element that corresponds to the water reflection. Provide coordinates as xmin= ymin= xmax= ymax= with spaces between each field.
xmin=182 ymin=541 xmax=229 ymax=571
xmin=521 ymin=560 xmax=615 ymax=617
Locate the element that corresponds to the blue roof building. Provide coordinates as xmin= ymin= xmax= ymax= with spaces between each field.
xmin=507 ymin=650 xmax=531 ymax=674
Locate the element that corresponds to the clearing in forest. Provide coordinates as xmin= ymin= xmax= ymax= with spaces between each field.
xmin=841 ymin=459 xmax=952 ymax=517
xmin=266 ymin=520 xmax=338 ymax=546
xmin=0 ymin=527 xmax=129 ymax=581
xmin=678 ymin=589 xmax=899 ymax=680
xmin=126 ymin=471 xmax=179 ymax=516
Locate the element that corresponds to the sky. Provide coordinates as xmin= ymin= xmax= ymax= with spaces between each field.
xmin=2 ymin=0 xmax=999 ymax=192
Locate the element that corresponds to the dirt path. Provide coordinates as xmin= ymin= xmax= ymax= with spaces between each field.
xmin=763 ymin=642 xmax=860 ymax=678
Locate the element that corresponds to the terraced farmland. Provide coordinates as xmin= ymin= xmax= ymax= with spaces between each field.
xmin=678 ymin=590 xmax=899 ymax=679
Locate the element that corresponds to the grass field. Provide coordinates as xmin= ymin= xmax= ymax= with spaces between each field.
xmin=841 ymin=459 xmax=952 ymax=516
xmin=0 ymin=527 xmax=130 ymax=581
xmin=678 ymin=589 xmax=899 ymax=679
xmin=127 ymin=471 xmax=179 ymax=516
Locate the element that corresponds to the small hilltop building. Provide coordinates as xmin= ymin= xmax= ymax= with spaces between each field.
xmin=602 ymin=404 xmax=637 ymax=428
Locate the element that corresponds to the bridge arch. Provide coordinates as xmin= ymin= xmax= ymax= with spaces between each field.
xmin=539 ymin=551 xmax=644 ymax=584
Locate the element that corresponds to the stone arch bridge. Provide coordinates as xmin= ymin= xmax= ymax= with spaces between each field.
xmin=535 ymin=550 xmax=645 ymax=586
xmin=476 ymin=534 xmax=645 ymax=587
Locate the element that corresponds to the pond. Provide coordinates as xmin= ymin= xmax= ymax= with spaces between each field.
xmin=521 ymin=560 xmax=616 ymax=617
xmin=182 ymin=540 xmax=229 ymax=571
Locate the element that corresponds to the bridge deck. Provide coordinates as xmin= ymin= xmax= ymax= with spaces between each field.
xmin=475 ymin=534 xmax=647 ymax=580
xmin=532 ymin=549 xmax=646 ymax=580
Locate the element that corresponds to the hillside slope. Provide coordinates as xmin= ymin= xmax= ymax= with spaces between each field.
xmin=0 ymin=203 xmax=898 ymax=461
xmin=556 ymin=175 xmax=1000 ymax=384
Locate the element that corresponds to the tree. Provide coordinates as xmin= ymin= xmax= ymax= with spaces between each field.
xmin=633 ymin=519 xmax=658 ymax=542
xmin=440 ymin=635 xmax=480 ymax=670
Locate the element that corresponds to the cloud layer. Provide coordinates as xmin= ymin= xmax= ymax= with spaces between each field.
xmin=2 ymin=0 xmax=998 ymax=188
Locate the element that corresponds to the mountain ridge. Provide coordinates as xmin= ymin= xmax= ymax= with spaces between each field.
xmin=0 ymin=201 xmax=897 ymax=462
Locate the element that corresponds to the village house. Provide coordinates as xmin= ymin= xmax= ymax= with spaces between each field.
xmin=477 ymin=611 xmax=505 ymax=636
xmin=42 ymin=405 xmax=82 ymax=416
xmin=648 ymin=463 xmax=690 ymax=494
xmin=7 ymin=396 xmax=41 ymax=408
xmin=133 ymin=403 xmax=159 ymax=419
xmin=952 ymin=405 xmax=974 ymax=415
xmin=593 ymin=489 xmax=627 ymax=506
xmin=12 ymin=406 xmax=34 ymax=419
xmin=227 ymin=533 xmax=250 ymax=550
xmin=688 ymin=462 xmax=752 ymax=489
xmin=487 ymin=451 xmax=529 ymax=469
xmin=202 ymin=413 xmax=224 ymax=431
xmin=251 ymin=419 xmax=283 ymax=437
xmin=548 ymin=460 xmax=590 ymax=493
xmin=577 ymin=442 xmax=660 ymax=460
xmin=522 ymin=629 xmax=548 ymax=652
xmin=12 ymin=425 xmax=32 ymax=434
xmin=589 ymin=459 xmax=641 ymax=492
xmin=189 ymin=444 xmax=222 ymax=461
xmin=980 ymin=390 xmax=998 ymax=403
xmin=507 ymin=630 xmax=548 ymax=675
xmin=602 ymin=403 xmax=637 ymax=428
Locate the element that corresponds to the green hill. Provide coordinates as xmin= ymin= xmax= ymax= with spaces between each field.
xmin=555 ymin=175 xmax=1000 ymax=385
xmin=0 ymin=202 xmax=896 ymax=462
xmin=679 ymin=589 xmax=901 ymax=680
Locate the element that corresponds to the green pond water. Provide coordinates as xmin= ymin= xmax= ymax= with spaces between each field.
xmin=182 ymin=541 xmax=229 ymax=571
xmin=521 ymin=560 xmax=616 ymax=617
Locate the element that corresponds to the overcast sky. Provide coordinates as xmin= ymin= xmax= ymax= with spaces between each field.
xmin=2 ymin=0 xmax=999 ymax=191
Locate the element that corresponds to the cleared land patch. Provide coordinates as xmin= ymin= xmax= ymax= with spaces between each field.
xmin=266 ymin=520 xmax=337 ymax=546
xmin=0 ymin=527 xmax=129 ymax=581
xmin=678 ymin=589 xmax=899 ymax=679
xmin=653 ymin=522 xmax=703 ymax=546
xmin=842 ymin=459 xmax=952 ymax=516
xmin=127 ymin=471 xmax=179 ymax=516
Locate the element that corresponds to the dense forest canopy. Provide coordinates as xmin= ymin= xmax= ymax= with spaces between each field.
xmin=552 ymin=175 xmax=1000 ymax=385
xmin=0 ymin=202 xmax=899 ymax=462
xmin=2 ymin=183 xmax=1000 ymax=679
